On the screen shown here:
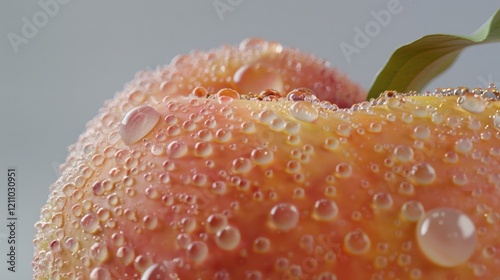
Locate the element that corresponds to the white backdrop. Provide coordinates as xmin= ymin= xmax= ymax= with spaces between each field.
xmin=0 ymin=1 xmax=499 ymax=278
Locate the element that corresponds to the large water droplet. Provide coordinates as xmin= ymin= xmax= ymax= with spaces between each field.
xmin=269 ymin=203 xmax=300 ymax=231
xmin=457 ymin=93 xmax=487 ymax=113
xmin=393 ymin=145 xmax=414 ymax=162
xmin=251 ymin=147 xmax=274 ymax=165
xmin=312 ymin=199 xmax=339 ymax=221
xmin=90 ymin=267 xmax=111 ymax=280
xmin=141 ymin=263 xmax=175 ymax=280
xmin=81 ymin=213 xmax=99 ymax=233
xmin=167 ymin=141 xmax=188 ymax=158
xmin=215 ymin=226 xmax=241 ymax=250
xmin=116 ymin=246 xmax=135 ymax=265
xmin=194 ymin=142 xmax=213 ymax=157
xmin=410 ymin=163 xmax=436 ymax=185
xmin=454 ymin=138 xmax=473 ymax=154
xmin=372 ymin=192 xmax=393 ymax=210
xmin=187 ymin=241 xmax=209 ymax=263
xmin=233 ymin=63 xmax=283 ymax=94
xmin=413 ymin=126 xmax=431 ymax=140
xmin=289 ymin=101 xmax=319 ymax=123
xmin=286 ymin=88 xmax=319 ymax=102
xmin=344 ymin=229 xmax=371 ymax=255
xmin=493 ymin=112 xmax=500 ymax=130
xmin=119 ymin=105 xmax=160 ymax=145
xmin=90 ymin=242 xmax=109 ymax=263
xmin=417 ymin=208 xmax=477 ymax=267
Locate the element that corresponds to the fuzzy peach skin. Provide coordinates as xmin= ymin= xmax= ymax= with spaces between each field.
xmin=33 ymin=39 xmax=500 ymax=280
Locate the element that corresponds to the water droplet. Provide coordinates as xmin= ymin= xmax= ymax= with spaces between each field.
xmin=289 ymin=101 xmax=319 ymax=123
xmin=134 ymin=254 xmax=153 ymax=273
xmin=80 ymin=213 xmax=99 ymax=233
xmin=452 ymin=173 xmax=468 ymax=186
xmin=344 ymin=229 xmax=371 ymax=255
xmin=337 ymin=124 xmax=351 ymax=137
xmin=215 ymin=128 xmax=232 ymax=142
xmin=210 ymin=181 xmax=227 ymax=195
xmin=324 ymin=185 xmax=337 ymax=197
xmin=90 ymin=242 xmax=109 ymax=263
xmin=401 ymin=201 xmax=424 ymax=222
xmin=233 ymin=63 xmax=283 ymax=94
xmin=251 ymin=147 xmax=273 ymax=165
xmin=393 ymin=145 xmax=414 ymax=162
xmin=116 ymin=246 xmax=135 ymax=265
xmin=51 ymin=212 xmax=64 ymax=228
xmin=253 ymin=237 xmax=271 ymax=253
xmin=150 ymin=144 xmax=165 ymax=156
xmin=167 ymin=141 xmax=187 ymax=158
xmin=232 ymin=157 xmax=252 ymax=174
xmin=312 ymin=199 xmax=339 ymax=221
xmin=270 ymin=117 xmax=286 ymax=131
xmin=457 ymin=93 xmax=487 ymax=113
xmin=324 ymin=138 xmax=339 ymax=151
xmin=286 ymin=160 xmax=301 ymax=173
xmin=119 ymin=105 xmax=160 ymax=145
xmin=372 ymin=192 xmax=393 ymax=210
xmin=91 ymin=154 xmax=105 ymax=167
xmin=143 ymin=215 xmax=159 ymax=230
xmin=482 ymin=245 xmax=496 ymax=258
xmin=216 ymin=88 xmax=240 ymax=100
xmin=293 ymin=187 xmax=305 ymax=199
xmin=286 ymin=88 xmax=319 ymax=102
xmin=90 ymin=267 xmax=111 ymax=280
xmin=241 ymin=121 xmax=256 ymax=133
xmin=369 ymin=122 xmax=382 ymax=133
xmin=416 ymin=208 xmax=477 ymax=267
xmin=141 ymin=263 xmax=176 ymax=280
xmin=269 ymin=203 xmax=299 ymax=231
xmin=187 ymin=241 xmax=209 ymax=263
xmin=284 ymin=121 xmax=301 ymax=134
xmin=492 ymin=111 xmax=500 ymax=130
xmin=411 ymin=163 xmax=436 ymax=185
xmin=454 ymin=138 xmax=473 ymax=154
xmin=192 ymin=86 xmax=208 ymax=98
xmin=413 ymin=126 xmax=430 ymax=140
xmin=215 ymin=226 xmax=241 ymax=250
xmin=166 ymin=124 xmax=180 ymax=136
xmin=194 ymin=142 xmax=213 ymax=157
xmin=335 ymin=163 xmax=352 ymax=178
xmin=206 ymin=213 xmax=228 ymax=233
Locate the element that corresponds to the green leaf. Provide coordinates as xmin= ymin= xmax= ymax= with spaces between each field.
xmin=367 ymin=8 xmax=500 ymax=100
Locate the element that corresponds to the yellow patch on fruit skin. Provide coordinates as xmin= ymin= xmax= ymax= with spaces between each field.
xmin=33 ymin=37 xmax=500 ymax=280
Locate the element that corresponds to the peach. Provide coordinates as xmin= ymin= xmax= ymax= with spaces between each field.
xmin=33 ymin=39 xmax=500 ymax=279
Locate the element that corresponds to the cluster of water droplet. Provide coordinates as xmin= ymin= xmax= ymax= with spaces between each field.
xmin=33 ymin=35 xmax=500 ymax=280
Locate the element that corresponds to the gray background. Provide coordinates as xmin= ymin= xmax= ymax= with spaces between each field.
xmin=0 ymin=1 xmax=499 ymax=279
